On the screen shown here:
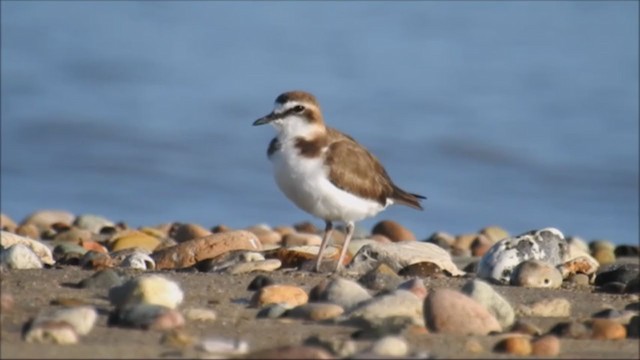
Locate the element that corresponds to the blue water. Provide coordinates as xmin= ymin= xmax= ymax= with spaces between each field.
xmin=1 ymin=2 xmax=638 ymax=244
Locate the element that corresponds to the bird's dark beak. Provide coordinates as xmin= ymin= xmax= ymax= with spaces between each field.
xmin=253 ymin=112 xmax=277 ymax=126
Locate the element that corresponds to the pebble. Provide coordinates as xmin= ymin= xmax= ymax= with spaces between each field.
xmin=250 ymin=284 xmax=308 ymax=308
xmin=79 ymin=251 xmax=114 ymax=270
xmin=589 ymin=318 xmax=627 ymax=339
xmin=198 ymin=337 xmax=249 ymax=356
xmin=304 ymin=335 xmax=358 ymax=358
xmin=453 ymin=233 xmax=478 ymax=252
xmin=81 ymin=240 xmax=108 ymax=254
xmin=358 ymin=263 xmax=402 ymax=292
xmin=152 ymin=230 xmax=262 ymax=269
xmin=397 ymin=278 xmax=428 ymax=300
xmin=589 ymin=239 xmax=615 ymax=253
xmin=170 ymin=222 xmax=212 ymax=243
xmin=592 ymin=247 xmax=616 ymax=266
xmin=461 ymin=279 xmax=515 ymax=328
xmin=53 ymin=242 xmax=87 ymax=260
xmin=16 ymin=224 xmax=40 ymax=239
xmin=425 ymin=231 xmax=455 ymax=250
xmin=517 ymin=297 xmax=571 ymax=317
xmin=510 ymin=260 xmax=563 ymax=288
xmin=283 ymin=232 xmax=323 ymax=247
xmin=32 ymin=306 xmax=98 ymax=335
xmin=24 ymin=321 xmax=79 ymax=344
xmin=510 ymin=320 xmax=542 ymax=336
xmin=183 ymin=307 xmax=217 ymax=322
xmin=273 ymin=225 xmax=296 ymax=237
xmin=1 ymin=294 xmax=14 ymax=312
xmin=109 ymin=274 xmax=184 ymax=310
xmin=245 ymin=225 xmax=282 ymax=246
xmin=0 ymin=231 xmax=55 ymax=265
xmin=549 ymin=321 xmax=591 ymax=339
xmin=369 ymin=335 xmax=409 ymax=357
xmin=293 ymin=221 xmax=318 ymax=234
xmin=21 ymin=209 xmax=75 ymax=232
xmin=247 ymin=274 xmax=275 ymax=291
xmin=399 ymin=261 xmax=445 ymax=277
xmin=160 ymin=329 xmax=196 ymax=348
xmin=494 ymin=335 xmax=532 ymax=356
xmin=567 ymin=273 xmax=591 ymax=286
xmin=348 ymin=241 xmax=464 ymax=276
xmin=531 ymin=335 xmax=561 ymax=356
xmin=471 ymin=235 xmax=492 ymax=257
xmin=311 ymin=277 xmax=371 ymax=311
xmin=595 ymin=263 xmax=639 ymax=286
xmin=227 ymin=259 xmax=282 ymax=274
xmin=600 ymin=282 xmax=627 ymax=294
xmin=371 ymin=220 xmax=416 ymax=242
xmin=348 ymin=290 xmax=425 ymax=328
xmin=287 ymin=303 xmax=345 ymax=321
xmin=0 ymin=213 xmax=17 ymax=232
xmin=1 ymin=243 xmax=43 ymax=269
xmin=256 ymin=303 xmax=291 ymax=319
xmin=423 ymin=288 xmax=502 ymax=335
xmin=477 ymin=227 xmax=567 ymax=284
xmin=464 ymin=338 xmax=484 ymax=353
xmin=628 ymin=316 xmax=639 ymax=338
xmin=615 ymin=245 xmax=639 ymax=257
xmin=111 ymin=304 xmax=185 ymax=330
xmin=558 ymin=255 xmax=600 ymax=279
xmin=73 ymin=214 xmax=115 ymax=233
xmin=52 ymin=227 xmax=93 ymax=245
xmin=275 ymin=245 xmax=339 ymax=269
xmin=120 ymin=251 xmax=155 ymax=270
xmin=479 ymin=225 xmax=509 ymax=243
xmin=110 ymin=231 xmax=162 ymax=252
xmin=246 ymin=345 xmax=334 ymax=359
xmin=625 ymin=275 xmax=640 ymax=293
xmin=78 ymin=269 xmax=125 ymax=289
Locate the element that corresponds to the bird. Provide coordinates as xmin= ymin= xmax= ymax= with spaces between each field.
xmin=253 ymin=90 xmax=425 ymax=272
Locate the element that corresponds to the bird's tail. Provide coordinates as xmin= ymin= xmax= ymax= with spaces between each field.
xmin=392 ymin=185 xmax=426 ymax=210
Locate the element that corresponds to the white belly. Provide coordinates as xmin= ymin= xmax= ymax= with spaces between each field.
xmin=270 ymin=144 xmax=386 ymax=222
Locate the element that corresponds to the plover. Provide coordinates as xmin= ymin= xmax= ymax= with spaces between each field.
xmin=253 ymin=91 xmax=425 ymax=272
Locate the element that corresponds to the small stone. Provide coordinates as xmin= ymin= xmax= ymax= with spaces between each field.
xmin=348 ymin=290 xmax=424 ymax=328
xmin=600 ymin=282 xmax=627 ymax=294
xmin=246 ymin=225 xmax=282 ymax=245
xmin=198 ymin=337 xmax=249 ymax=356
xmin=595 ymin=263 xmax=639 ymax=286
xmin=1 ymin=243 xmax=43 ymax=269
xmin=248 ymin=275 xmax=275 ymax=291
xmin=78 ymin=269 xmax=124 ymax=289
xmin=567 ymin=273 xmax=591 ymax=286
xmin=16 ymin=224 xmax=40 ymax=239
xmin=461 ymin=279 xmax=515 ymax=328
xmin=250 ymin=284 xmax=308 ymax=308
xmin=0 ymin=231 xmax=55 ymax=265
xmin=294 ymin=221 xmax=318 ymax=234
xmin=273 ymin=225 xmax=296 ymax=237
xmin=592 ymin=247 xmax=616 ymax=266
xmin=0 ymin=213 xmax=17 ymax=232
xmin=425 ymin=231 xmax=455 ymax=250
xmin=256 ymin=303 xmax=291 ymax=318
xmin=247 ymin=345 xmax=333 ymax=359
xmin=558 ymin=255 xmax=600 ymax=279
xmin=531 ymin=335 xmax=561 ymax=356
xmin=274 ymin=245 xmax=339 ymax=269
xmin=477 ymin=227 xmax=567 ymax=284
xmin=112 ymin=304 xmax=184 ymax=330
xmin=471 ymin=235 xmax=492 ymax=257
xmin=227 ymin=259 xmax=282 ymax=274
xmin=399 ymin=261 xmax=444 ymax=277
xmin=510 ymin=320 xmax=542 ymax=336
xmin=479 ymin=225 xmax=509 ymax=243
xmin=371 ymin=220 xmax=416 ymax=242
xmin=53 ymin=227 xmax=93 ymax=245
xmin=160 ymin=329 xmax=196 ymax=348
xmin=358 ymin=263 xmax=402 ymax=292
xmin=21 ymin=210 xmax=75 ymax=232
xmin=369 ymin=336 xmax=409 ymax=357
xmin=312 ymin=277 xmax=371 ymax=311
xmin=397 ymin=278 xmax=428 ymax=300
xmin=152 ymin=230 xmax=262 ymax=269
xmin=494 ymin=336 xmax=532 ymax=355
xmin=283 ymin=233 xmax=322 ymax=247
xmin=304 ymin=335 xmax=357 ymax=358
xmin=453 ymin=233 xmax=478 ymax=251
xmin=287 ymin=303 xmax=344 ymax=321
xmin=32 ymin=306 xmax=97 ymax=335
xmin=109 ymin=274 xmax=184 ymax=310
xmin=81 ymin=240 xmax=108 ymax=254
xmin=79 ymin=250 xmax=113 ymax=270
xmin=589 ymin=318 xmax=627 ymax=340
xmin=73 ymin=214 xmax=114 ymax=233
xmin=170 ymin=222 xmax=212 ymax=243
xmin=567 ymin=236 xmax=589 ymax=253
xmin=464 ymin=338 xmax=484 ymax=353
xmin=183 ymin=307 xmax=217 ymax=322
xmin=24 ymin=321 xmax=79 ymax=344
xmin=517 ymin=297 xmax=571 ymax=317
xmin=120 ymin=251 xmax=155 ymax=270
xmin=53 ymin=243 xmax=87 ymax=261
xmin=211 ymin=224 xmax=232 ymax=233
xmin=628 ymin=316 xmax=639 ymax=338
xmin=1 ymin=294 xmax=14 ymax=312
xmin=615 ymin=245 xmax=639 ymax=257
xmin=511 ymin=260 xmax=563 ymax=288
xmin=424 ymin=288 xmax=502 ymax=335
xmin=549 ymin=321 xmax=591 ymax=339
xmin=111 ymin=231 xmax=161 ymax=252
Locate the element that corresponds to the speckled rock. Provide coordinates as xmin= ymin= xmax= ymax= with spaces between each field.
xmin=511 ymin=260 xmax=563 ymax=288
xmin=371 ymin=220 xmax=416 ymax=242
xmin=311 ymin=277 xmax=371 ymax=311
xmin=424 ymin=288 xmax=501 ymax=335
xmin=517 ymin=297 xmax=571 ymax=317
xmin=73 ymin=214 xmax=115 ymax=233
xmin=170 ymin=223 xmax=212 ymax=243
xmin=494 ymin=335 xmax=532 ymax=355
xmin=152 ymin=230 xmax=262 ymax=269
xmin=0 ymin=231 xmax=55 ymax=265
xmin=1 ymin=243 xmax=43 ymax=269
xmin=109 ymin=274 xmax=184 ymax=310
xmin=250 ymin=284 xmax=308 ymax=308
xmin=531 ymin=335 xmax=561 ymax=356
xmin=477 ymin=228 xmax=568 ymax=284
xmin=461 ymin=279 xmax=515 ymax=328
xmin=287 ymin=303 xmax=345 ymax=321
xmin=21 ymin=210 xmax=75 ymax=232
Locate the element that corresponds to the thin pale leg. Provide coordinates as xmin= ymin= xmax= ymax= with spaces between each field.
xmin=335 ymin=221 xmax=355 ymax=272
xmin=314 ymin=220 xmax=333 ymax=272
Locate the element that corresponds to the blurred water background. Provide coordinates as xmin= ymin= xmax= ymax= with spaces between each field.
xmin=1 ymin=1 xmax=638 ymax=244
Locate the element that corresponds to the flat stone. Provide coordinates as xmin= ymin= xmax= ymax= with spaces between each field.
xmin=152 ymin=230 xmax=262 ymax=270
xmin=461 ymin=279 xmax=515 ymax=328
xmin=250 ymin=284 xmax=308 ymax=308
xmin=424 ymin=288 xmax=501 ymax=335
xmin=1 ymin=243 xmax=43 ymax=269
xmin=371 ymin=220 xmax=416 ymax=242
xmin=287 ymin=303 xmax=345 ymax=321
xmin=245 ymin=225 xmax=282 ymax=246
xmin=311 ymin=277 xmax=371 ymax=312
xmin=111 ymin=231 xmax=162 ymax=252
xmin=21 ymin=210 xmax=75 ymax=232
xmin=348 ymin=290 xmax=424 ymax=327
xmin=595 ymin=263 xmax=639 ymax=286
xmin=24 ymin=321 xmax=78 ymax=344
xmin=283 ymin=233 xmax=323 ymax=247
xmin=531 ymin=335 xmax=561 ymax=356
xmin=227 ymin=259 xmax=281 ymax=274
xmin=511 ymin=260 xmax=563 ymax=288
xmin=477 ymin=227 xmax=568 ymax=284
xmin=109 ymin=274 xmax=184 ymax=310
xmin=517 ymin=297 xmax=571 ymax=317
xmin=183 ymin=307 xmax=217 ymax=322
xmin=0 ymin=231 xmax=55 ymax=265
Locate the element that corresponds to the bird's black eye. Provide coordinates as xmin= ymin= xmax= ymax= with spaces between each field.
xmin=293 ymin=105 xmax=305 ymax=113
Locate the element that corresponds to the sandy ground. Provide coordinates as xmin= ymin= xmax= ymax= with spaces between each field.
xmin=1 ymin=259 xmax=639 ymax=359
